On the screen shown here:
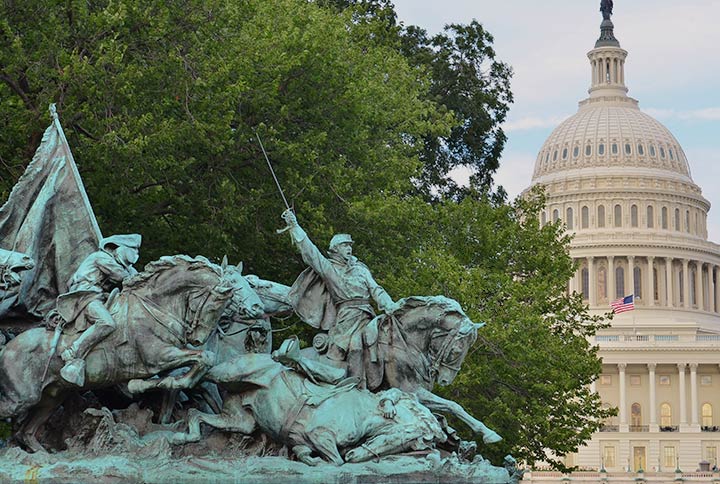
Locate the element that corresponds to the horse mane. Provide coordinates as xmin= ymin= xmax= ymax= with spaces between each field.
xmin=396 ymin=295 xmax=478 ymax=340
xmin=123 ymin=255 xmax=221 ymax=289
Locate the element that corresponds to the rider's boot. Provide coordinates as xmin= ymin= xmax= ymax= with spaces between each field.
xmin=272 ymin=337 xmax=347 ymax=384
xmin=60 ymin=323 xmax=115 ymax=386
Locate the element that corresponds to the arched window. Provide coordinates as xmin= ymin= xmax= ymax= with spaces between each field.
xmin=573 ymin=146 xmax=579 ymax=158
xmin=653 ymin=268 xmax=659 ymax=301
xmin=631 ymin=403 xmax=642 ymax=427
xmin=598 ymin=267 xmax=607 ymax=299
xmin=660 ymin=403 xmax=672 ymax=427
xmin=566 ymin=207 xmax=574 ymax=229
xmin=612 ymin=143 xmax=618 ymax=155
xmin=634 ymin=266 xmax=642 ymax=299
xmin=662 ymin=207 xmax=668 ymax=229
xmin=582 ymin=206 xmax=589 ymax=229
xmin=616 ymin=266 xmax=625 ymax=298
xmin=553 ymin=209 xmax=559 ymax=222
xmin=638 ymin=144 xmax=645 ymax=155
xmin=703 ymin=403 xmax=713 ymax=427
xmin=679 ymin=269 xmax=684 ymax=304
xmin=598 ymin=205 xmax=606 ymax=228
xmin=660 ymin=147 xmax=666 ymax=159
xmin=582 ymin=268 xmax=589 ymax=299
xmin=631 ymin=205 xmax=639 ymax=227
xmin=541 ymin=211 xmax=546 ymax=226
xmin=685 ymin=210 xmax=690 ymax=233
xmin=562 ymin=148 xmax=568 ymax=159
xmin=599 ymin=143 xmax=605 ymax=155
xmin=690 ymin=267 xmax=697 ymax=306
xmin=553 ymin=150 xmax=558 ymax=161
xmin=625 ymin=143 xmax=632 ymax=155
xmin=585 ymin=144 xmax=592 ymax=156
xmin=614 ymin=204 xmax=622 ymax=227
xmin=649 ymin=145 xmax=656 ymax=157
xmin=669 ymin=148 xmax=675 ymax=160
xmin=675 ymin=208 xmax=680 ymax=231
xmin=647 ymin=206 xmax=654 ymax=228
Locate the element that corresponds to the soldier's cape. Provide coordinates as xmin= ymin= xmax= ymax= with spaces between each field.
xmin=0 ymin=105 xmax=102 ymax=320
xmin=287 ymin=267 xmax=337 ymax=331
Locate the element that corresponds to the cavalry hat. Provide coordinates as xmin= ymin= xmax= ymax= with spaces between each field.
xmin=328 ymin=234 xmax=353 ymax=251
xmin=100 ymin=234 xmax=142 ymax=250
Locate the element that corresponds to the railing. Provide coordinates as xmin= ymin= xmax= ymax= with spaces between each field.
xmin=596 ymin=335 xmax=620 ymax=342
xmin=629 ymin=425 xmax=649 ymax=432
xmin=702 ymin=425 xmax=720 ymax=432
xmin=654 ymin=334 xmax=679 ymax=341
xmin=599 ymin=424 xmax=619 ymax=432
xmin=624 ymin=335 xmax=650 ymax=342
xmin=660 ymin=425 xmax=679 ymax=432
xmin=697 ymin=335 xmax=720 ymax=341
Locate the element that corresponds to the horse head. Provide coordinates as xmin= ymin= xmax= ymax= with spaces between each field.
xmin=220 ymin=259 xmax=265 ymax=321
xmin=124 ymin=255 xmax=236 ymax=346
xmin=392 ymin=295 xmax=483 ymax=386
xmin=0 ymin=247 xmax=34 ymax=289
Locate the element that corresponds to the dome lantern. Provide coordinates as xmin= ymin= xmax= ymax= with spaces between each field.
xmin=588 ymin=1 xmax=628 ymax=100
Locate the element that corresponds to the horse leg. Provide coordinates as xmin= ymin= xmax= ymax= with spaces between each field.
xmin=16 ymin=392 xmax=67 ymax=453
xmin=415 ymin=388 xmax=502 ymax=444
xmin=159 ymin=389 xmax=180 ymax=424
xmin=171 ymin=405 xmax=256 ymax=444
xmin=344 ymin=430 xmax=411 ymax=463
xmin=127 ymin=348 xmax=214 ymax=394
xmin=292 ymin=445 xmax=324 ymax=466
xmin=301 ymin=427 xmax=343 ymax=466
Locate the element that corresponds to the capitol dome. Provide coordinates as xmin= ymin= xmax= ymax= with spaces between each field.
xmin=532 ymin=104 xmax=692 ymax=183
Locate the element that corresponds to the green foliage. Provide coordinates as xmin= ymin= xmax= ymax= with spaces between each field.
xmin=0 ymin=0 xmax=606 ymax=469
xmin=348 ymin=187 xmax=613 ymax=469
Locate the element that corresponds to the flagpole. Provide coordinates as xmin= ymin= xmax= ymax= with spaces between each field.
xmin=49 ymin=104 xmax=102 ymax=240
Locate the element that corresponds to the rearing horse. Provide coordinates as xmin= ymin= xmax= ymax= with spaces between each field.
xmin=0 ymin=255 xmax=257 ymax=452
xmin=303 ymin=295 xmax=502 ymax=444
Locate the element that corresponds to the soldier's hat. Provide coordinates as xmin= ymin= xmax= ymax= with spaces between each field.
xmin=328 ymin=234 xmax=353 ymax=251
xmin=100 ymin=234 xmax=142 ymax=250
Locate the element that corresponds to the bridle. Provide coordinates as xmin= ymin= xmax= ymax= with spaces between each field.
xmin=428 ymin=323 xmax=473 ymax=379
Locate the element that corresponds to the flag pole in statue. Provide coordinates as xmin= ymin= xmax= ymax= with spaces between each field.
xmin=0 ymin=104 xmax=102 ymax=320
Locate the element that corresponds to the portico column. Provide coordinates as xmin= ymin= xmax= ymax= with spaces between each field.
xmin=682 ymin=259 xmax=690 ymax=309
xmin=589 ymin=256 xmax=597 ymax=306
xmin=608 ymin=256 xmax=616 ymax=300
xmin=619 ymin=363 xmax=627 ymax=429
xmin=696 ymin=261 xmax=704 ymax=310
xmin=710 ymin=265 xmax=716 ymax=313
xmin=678 ymin=363 xmax=687 ymax=426
xmin=665 ymin=257 xmax=673 ymax=307
xmin=648 ymin=363 xmax=658 ymax=430
xmin=628 ymin=256 xmax=635 ymax=298
xmin=690 ymin=363 xmax=699 ymax=427
xmin=647 ymin=256 xmax=655 ymax=306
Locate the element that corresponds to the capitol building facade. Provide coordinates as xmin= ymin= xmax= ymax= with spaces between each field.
xmin=523 ymin=8 xmax=720 ymax=477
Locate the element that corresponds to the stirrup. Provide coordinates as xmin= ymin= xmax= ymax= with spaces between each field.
xmin=272 ymin=336 xmax=301 ymax=365
xmin=60 ymin=358 xmax=86 ymax=387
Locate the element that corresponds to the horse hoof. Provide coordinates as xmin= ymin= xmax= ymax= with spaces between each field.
xmin=483 ymin=431 xmax=503 ymax=444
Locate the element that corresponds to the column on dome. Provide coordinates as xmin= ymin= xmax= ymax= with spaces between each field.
xmin=682 ymin=259 xmax=690 ymax=309
xmin=648 ymin=363 xmax=657 ymax=430
xmin=618 ymin=363 xmax=627 ymax=430
xmin=589 ymin=256 xmax=597 ymax=306
xmin=647 ymin=256 xmax=655 ymax=306
xmin=628 ymin=256 xmax=635 ymax=299
xmin=608 ymin=256 xmax=616 ymax=300
xmin=690 ymin=363 xmax=698 ymax=427
xmin=678 ymin=363 xmax=687 ymax=426
xmin=696 ymin=261 xmax=704 ymax=310
xmin=665 ymin=257 xmax=674 ymax=308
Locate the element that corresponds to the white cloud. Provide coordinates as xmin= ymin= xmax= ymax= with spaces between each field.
xmin=645 ymin=108 xmax=720 ymax=122
xmin=503 ymin=115 xmax=569 ymax=133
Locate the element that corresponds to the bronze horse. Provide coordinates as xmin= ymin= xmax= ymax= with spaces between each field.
xmin=0 ymin=255 xmax=262 ymax=452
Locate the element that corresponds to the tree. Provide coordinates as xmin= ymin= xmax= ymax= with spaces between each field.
xmin=0 ymin=0 xmax=606 ymax=469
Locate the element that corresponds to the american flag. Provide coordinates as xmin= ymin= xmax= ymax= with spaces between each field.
xmin=611 ymin=294 xmax=635 ymax=314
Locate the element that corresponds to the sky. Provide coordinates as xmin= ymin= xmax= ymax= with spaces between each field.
xmin=391 ymin=0 xmax=720 ymax=240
